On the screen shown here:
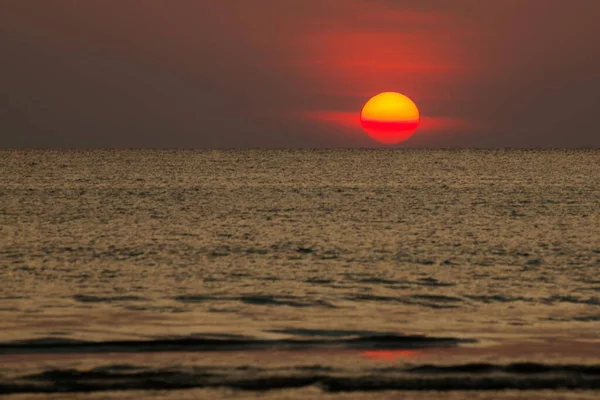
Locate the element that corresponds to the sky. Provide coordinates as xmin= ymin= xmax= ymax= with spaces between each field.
xmin=1 ymin=0 xmax=600 ymax=148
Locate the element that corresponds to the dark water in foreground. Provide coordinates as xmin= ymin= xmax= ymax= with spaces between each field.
xmin=1 ymin=149 xmax=599 ymax=399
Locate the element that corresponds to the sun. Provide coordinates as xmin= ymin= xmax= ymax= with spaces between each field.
xmin=360 ymin=92 xmax=420 ymax=144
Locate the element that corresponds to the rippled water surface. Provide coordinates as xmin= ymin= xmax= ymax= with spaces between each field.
xmin=1 ymin=149 xmax=599 ymax=398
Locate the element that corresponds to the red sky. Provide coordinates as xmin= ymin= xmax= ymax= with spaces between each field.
xmin=1 ymin=0 xmax=600 ymax=147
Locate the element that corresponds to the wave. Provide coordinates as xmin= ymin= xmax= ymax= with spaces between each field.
xmin=53 ymin=293 xmax=600 ymax=311
xmin=2 ymin=363 xmax=600 ymax=394
xmin=72 ymin=295 xmax=147 ymax=303
xmin=174 ymin=294 xmax=336 ymax=308
xmin=0 ymin=333 xmax=472 ymax=355
xmin=345 ymin=294 xmax=462 ymax=309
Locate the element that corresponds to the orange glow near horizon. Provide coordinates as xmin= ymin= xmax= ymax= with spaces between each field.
xmin=360 ymin=92 xmax=420 ymax=144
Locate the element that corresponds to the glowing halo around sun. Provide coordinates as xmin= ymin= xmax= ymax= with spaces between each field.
xmin=360 ymin=92 xmax=420 ymax=144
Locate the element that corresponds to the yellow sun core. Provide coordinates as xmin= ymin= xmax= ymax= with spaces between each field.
xmin=360 ymin=92 xmax=420 ymax=144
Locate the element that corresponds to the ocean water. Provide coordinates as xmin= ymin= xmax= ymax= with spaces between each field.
xmin=1 ymin=149 xmax=599 ymax=399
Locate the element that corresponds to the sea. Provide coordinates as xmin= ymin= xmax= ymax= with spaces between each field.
xmin=1 ymin=149 xmax=599 ymax=399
